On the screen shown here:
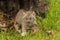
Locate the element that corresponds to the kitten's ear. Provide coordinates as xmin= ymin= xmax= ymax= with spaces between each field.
xmin=23 ymin=11 xmax=26 ymax=15
xmin=32 ymin=11 xmax=36 ymax=16
xmin=23 ymin=12 xmax=28 ymax=18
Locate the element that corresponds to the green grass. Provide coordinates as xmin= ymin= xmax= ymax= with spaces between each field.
xmin=0 ymin=0 xmax=60 ymax=40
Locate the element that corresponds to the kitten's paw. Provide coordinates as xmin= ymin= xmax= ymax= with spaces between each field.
xmin=17 ymin=30 xmax=21 ymax=33
xmin=21 ymin=32 xmax=26 ymax=36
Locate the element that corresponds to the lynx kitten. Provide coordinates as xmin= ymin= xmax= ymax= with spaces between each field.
xmin=14 ymin=9 xmax=39 ymax=36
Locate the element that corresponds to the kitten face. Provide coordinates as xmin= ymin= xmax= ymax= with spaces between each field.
xmin=15 ymin=9 xmax=36 ymax=25
xmin=23 ymin=10 xmax=36 ymax=24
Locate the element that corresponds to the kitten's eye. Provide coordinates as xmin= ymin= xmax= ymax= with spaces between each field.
xmin=30 ymin=18 xmax=31 ymax=20
xmin=30 ymin=18 xmax=32 ymax=20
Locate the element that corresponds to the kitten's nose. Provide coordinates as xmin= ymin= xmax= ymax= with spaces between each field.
xmin=27 ymin=21 xmax=30 ymax=24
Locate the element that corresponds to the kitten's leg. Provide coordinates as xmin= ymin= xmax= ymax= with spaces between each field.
xmin=31 ymin=25 xmax=39 ymax=34
xmin=21 ymin=22 xmax=26 ymax=36
xmin=14 ymin=22 xmax=21 ymax=33
xmin=31 ymin=21 xmax=39 ymax=34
